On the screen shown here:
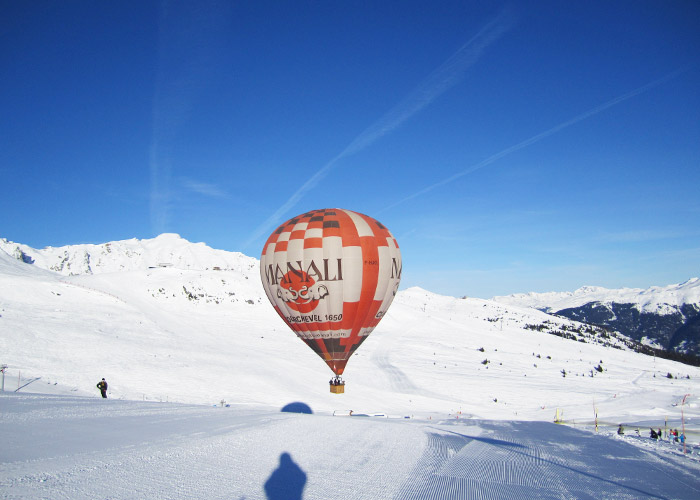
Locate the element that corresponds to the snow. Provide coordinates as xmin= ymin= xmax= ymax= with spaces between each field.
xmin=1 ymin=236 xmax=700 ymax=498
xmin=492 ymin=278 xmax=700 ymax=314
xmin=0 ymin=234 xmax=257 ymax=276
xmin=2 ymin=394 xmax=700 ymax=499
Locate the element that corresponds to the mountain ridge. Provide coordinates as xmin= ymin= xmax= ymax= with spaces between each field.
xmin=2 ymin=232 xmax=698 ymax=387
xmin=6 ymin=232 xmax=697 ymax=420
xmin=0 ymin=233 xmax=257 ymax=276
xmin=492 ymin=278 xmax=700 ymax=313
xmin=494 ymin=280 xmax=700 ymax=356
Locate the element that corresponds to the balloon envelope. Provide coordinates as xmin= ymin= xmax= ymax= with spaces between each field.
xmin=260 ymin=208 xmax=401 ymax=375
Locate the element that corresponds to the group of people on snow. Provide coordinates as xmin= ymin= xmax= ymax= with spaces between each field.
xmin=618 ymin=424 xmax=687 ymax=443
xmin=667 ymin=428 xmax=686 ymax=443
xmin=650 ymin=427 xmax=686 ymax=442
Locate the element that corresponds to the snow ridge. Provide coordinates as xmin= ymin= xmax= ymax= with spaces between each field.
xmin=1 ymin=232 xmax=698 ymax=424
xmin=492 ymin=278 xmax=700 ymax=314
xmin=0 ymin=234 xmax=258 ymax=277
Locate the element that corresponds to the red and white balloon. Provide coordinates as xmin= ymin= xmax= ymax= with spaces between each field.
xmin=260 ymin=208 xmax=401 ymax=376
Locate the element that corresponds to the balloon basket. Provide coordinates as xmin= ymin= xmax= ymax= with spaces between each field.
xmin=330 ymin=384 xmax=345 ymax=394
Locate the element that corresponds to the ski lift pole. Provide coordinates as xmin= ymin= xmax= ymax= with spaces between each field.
xmin=0 ymin=364 xmax=7 ymax=392
xmin=554 ymin=408 xmax=562 ymax=424
xmin=594 ymin=408 xmax=598 ymax=433
xmin=681 ymin=394 xmax=690 ymax=454
xmin=593 ymin=398 xmax=598 ymax=432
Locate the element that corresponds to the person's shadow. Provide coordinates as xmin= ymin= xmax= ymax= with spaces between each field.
xmin=264 ymin=452 xmax=307 ymax=500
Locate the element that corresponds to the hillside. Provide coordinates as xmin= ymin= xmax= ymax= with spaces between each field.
xmin=1 ymin=234 xmax=698 ymax=425
xmin=0 ymin=233 xmax=258 ymax=276
xmin=493 ymin=280 xmax=700 ymax=356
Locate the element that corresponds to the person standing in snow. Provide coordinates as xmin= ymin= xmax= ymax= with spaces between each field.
xmin=97 ymin=378 xmax=108 ymax=398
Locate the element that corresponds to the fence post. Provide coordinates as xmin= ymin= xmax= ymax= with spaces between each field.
xmin=682 ymin=394 xmax=690 ymax=454
xmin=0 ymin=364 xmax=7 ymax=391
xmin=593 ymin=399 xmax=598 ymax=432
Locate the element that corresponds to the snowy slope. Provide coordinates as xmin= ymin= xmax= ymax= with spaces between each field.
xmin=493 ymin=279 xmax=700 ymax=354
xmin=2 ymin=392 xmax=700 ymax=500
xmin=493 ymin=279 xmax=700 ymax=315
xmin=3 ymin=235 xmax=700 ymax=499
xmin=1 ymin=235 xmax=698 ymax=422
xmin=0 ymin=233 xmax=258 ymax=276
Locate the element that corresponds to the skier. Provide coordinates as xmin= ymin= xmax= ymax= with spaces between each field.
xmin=97 ymin=378 xmax=108 ymax=398
xmin=617 ymin=424 xmax=624 ymax=435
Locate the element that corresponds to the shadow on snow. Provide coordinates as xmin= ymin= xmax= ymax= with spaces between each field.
xmin=264 ymin=452 xmax=307 ymax=500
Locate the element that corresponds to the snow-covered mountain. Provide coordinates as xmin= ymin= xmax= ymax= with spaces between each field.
xmin=492 ymin=280 xmax=700 ymax=314
xmin=0 ymin=233 xmax=258 ymax=276
xmin=2 ymin=235 xmax=700 ymax=500
xmin=493 ymin=280 xmax=700 ymax=356
xmin=1 ymin=234 xmax=698 ymax=423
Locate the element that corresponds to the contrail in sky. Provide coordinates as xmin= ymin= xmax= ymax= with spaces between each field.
xmin=379 ymin=67 xmax=690 ymax=214
xmin=150 ymin=1 xmax=229 ymax=235
xmin=241 ymin=8 xmax=515 ymax=250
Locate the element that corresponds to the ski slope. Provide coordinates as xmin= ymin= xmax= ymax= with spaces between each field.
xmin=2 ymin=235 xmax=700 ymax=498
xmin=2 ymin=393 xmax=700 ymax=499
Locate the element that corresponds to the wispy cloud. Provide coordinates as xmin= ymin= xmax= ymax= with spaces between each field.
xmin=149 ymin=145 xmax=173 ymax=234
xmin=179 ymin=177 xmax=227 ymax=198
xmin=149 ymin=1 xmax=229 ymax=235
xmin=598 ymin=229 xmax=689 ymax=243
xmin=379 ymin=67 xmax=690 ymax=213
xmin=338 ymin=7 xmax=516 ymax=159
xmin=241 ymin=7 xmax=516 ymax=250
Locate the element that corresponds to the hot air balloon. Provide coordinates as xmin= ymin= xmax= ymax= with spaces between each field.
xmin=260 ymin=208 xmax=401 ymax=393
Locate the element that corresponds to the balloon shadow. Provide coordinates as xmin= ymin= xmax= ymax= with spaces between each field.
xmin=264 ymin=452 xmax=307 ymax=500
xmin=280 ymin=402 xmax=313 ymax=414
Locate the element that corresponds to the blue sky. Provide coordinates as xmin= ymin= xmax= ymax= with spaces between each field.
xmin=1 ymin=1 xmax=699 ymax=298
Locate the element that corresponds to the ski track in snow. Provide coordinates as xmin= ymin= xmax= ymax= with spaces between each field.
xmin=3 ymin=238 xmax=700 ymax=498
xmin=2 ymin=394 xmax=700 ymax=500
xmin=370 ymin=320 xmax=455 ymax=405
xmin=0 ymin=394 xmax=425 ymax=500
xmin=371 ymin=336 xmax=420 ymax=394
xmin=395 ymin=420 xmax=700 ymax=499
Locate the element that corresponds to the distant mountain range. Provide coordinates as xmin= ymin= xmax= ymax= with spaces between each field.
xmin=2 ymin=234 xmax=699 ymax=363
xmin=0 ymin=233 xmax=258 ymax=276
xmin=493 ymin=279 xmax=700 ymax=358
xmin=5 ymin=232 xmax=680 ymax=417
